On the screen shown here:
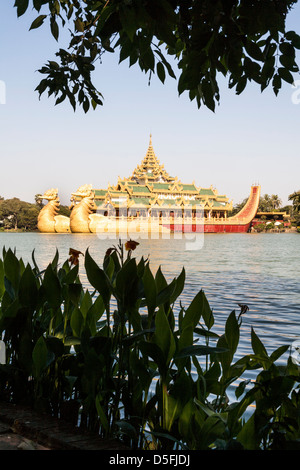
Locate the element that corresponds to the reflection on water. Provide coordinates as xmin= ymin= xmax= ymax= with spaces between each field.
xmin=0 ymin=232 xmax=299 ymax=361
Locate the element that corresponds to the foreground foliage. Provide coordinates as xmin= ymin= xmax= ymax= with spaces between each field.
xmin=0 ymin=242 xmax=299 ymax=450
xmin=14 ymin=0 xmax=300 ymax=112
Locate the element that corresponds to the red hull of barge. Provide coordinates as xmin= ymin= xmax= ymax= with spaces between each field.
xmin=163 ymin=185 xmax=260 ymax=234
xmin=168 ymin=223 xmax=251 ymax=233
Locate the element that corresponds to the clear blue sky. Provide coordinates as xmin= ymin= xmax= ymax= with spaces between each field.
xmin=1 ymin=2 xmax=300 ymax=207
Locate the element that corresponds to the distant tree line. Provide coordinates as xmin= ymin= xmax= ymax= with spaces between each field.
xmin=0 ymin=195 xmax=70 ymax=231
xmin=289 ymin=190 xmax=300 ymax=226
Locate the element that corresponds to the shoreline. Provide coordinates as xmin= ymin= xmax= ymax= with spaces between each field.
xmin=0 ymin=229 xmax=298 ymax=234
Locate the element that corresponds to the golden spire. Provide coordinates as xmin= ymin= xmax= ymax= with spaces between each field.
xmin=130 ymin=135 xmax=174 ymax=183
xmin=144 ymin=134 xmax=158 ymax=164
xmin=149 ymin=133 xmax=154 ymax=152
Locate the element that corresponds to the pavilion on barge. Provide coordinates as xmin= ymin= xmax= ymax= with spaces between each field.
xmin=91 ymin=135 xmax=233 ymax=221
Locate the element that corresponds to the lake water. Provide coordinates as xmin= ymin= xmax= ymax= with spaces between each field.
xmin=0 ymin=231 xmax=299 ymax=371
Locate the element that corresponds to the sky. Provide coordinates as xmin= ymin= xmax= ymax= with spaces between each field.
xmin=0 ymin=2 xmax=300 ymax=207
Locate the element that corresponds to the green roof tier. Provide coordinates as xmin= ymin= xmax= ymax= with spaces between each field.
xmin=130 ymin=197 xmax=151 ymax=207
xmin=181 ymin=184 xmax=198 ymax=192
xmin=94 ymin=189 xmax=107 ymax=197
xmin=159 ymin=199 xmax=181 ymax=206
xmin=199 ymin=188 xmax=215 ymax=196
xmin=130 ymin=185 xmax=151 ymax=194
xmin=151 ymin=183 xmax=173 ymax=191
xmin=211 ymin=200 xmax=226 ymax=207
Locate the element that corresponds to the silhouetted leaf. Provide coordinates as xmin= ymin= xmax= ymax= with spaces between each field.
xmin=29 ymin=14 xmax=47 ymax=30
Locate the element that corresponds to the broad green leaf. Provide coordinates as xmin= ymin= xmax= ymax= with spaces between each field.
xmin=155 ymin=266 xmax=167 ymax=292
xmin=235 ymin=379 xmax=251 ymax=399
xmin=71 ymin=307 xmax=84 ymax=337
xmin=142 ymin=263 xmax=157 ymax=317
xmin=139 ymin=340 xmax=166 ymax=374
xmin=93 ymin=4 xmax=114 ymax=36
xmin=84 ymin=249 xmax=111 ymax=307
xmin=50 ymin=17 xmax=59 ymax=41
xmin=198 ymin=415 xmax=226 ymax=449
xmin=95 ymin=394 xmax=109 ymax=432
xmin=51 ymin=248 xmax=59 ymax=270
xmin=153 ymin=307 xmax=176 ymax=365
xmin=194 ymin=327 xmax=219 ymax=339
xmin=194 ymin=399 xmax=226 ymax=422
xmin=120 ymin=5 xmax=136 ymax=42
xmin=67 ymin=283 xmax=82 ymax=306
xmin=14 ymin=0 xmax=29 ymax=17
xmin=285 ymin=31 xmax=300 ymax=49
xmin=164 ymin=391 xmax=182 ymax=431
xmin=4 ymin=248 xmax=20 ymax=292
xmin=175 ymin=344 xmax=227 ymax=359
xmin=216 ymin=334 xmax=232 ymax=378
xmin=178 ymin=325 xmax=193 ymax=352
xmin=225 ymin=310 xmax=239 ymax=354
xmin=245 ymin=39 xmax=264 ymax=61
xmin=203 ymin=361 xmax=221 ymax=391
xmin=251 ymin=328 xmax=268 ymax=358
xmin=45 ymin=336 xmax=64 ymax=358
xmin=75 ymin=18 xmax=84 ymax=32
xmin=43 ymin=264 xmax=62 ymax=309
xmin=181 ymin=291 xmax=202 ymax=330
xmin=178 ymin=399 xmax=199 ymax=441
xmin=200 ymin=290 xmax=214 ymax=329
xmin=236 ymin=413 xmax=258 ymax=450
xmin=157 ymin=62 xmax=166 ymax=83
xmin=0 ymin=295 xmax=20 ymax=318
xmin=156 ymin=279 xmax=176 ymax=307
xmin=129 ymin=349 xmax=154 ymax=389
xmin=103 ymin=254 xmax=115 ymax=280
xmin=269 ymin=344 xmax=289 ymax=363
xmin=115 ymin=258 xmax=138 ymax=303
xmin=32 ymin=336 xmax=48 ymax=377
xmin=279 ymin=54 xmax=298 ymax=71
xmin=83 ymin=293 xmax=104 ymax=335
xmin=170 ymin=267 xmax=185 ymax=304
xmin=179 ymin=400 xmax=194 ymax=438
xmin=29 ymin=14 xmax=47 ymax=30
xmin=4 ymin=277 xmax=16 ymax=301
xmin=272 ymin=73 xmax=281 ymax=95
xmin=278 ymin=66 xmax=294 ymax=84
xmin=279 ymin=41 xmax=295 ymax=57
xmin=80 ymin=290 xmax=93 ymax=319
xmin=182 ymin=290 xmax=213 ymax=330
xmin=86 ymin=293 xmax=105 ymax=323
xmin=19 ymin=264 xmax=38 ymax=309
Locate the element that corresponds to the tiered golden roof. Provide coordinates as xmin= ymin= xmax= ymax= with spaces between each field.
xmin=130 ymin=134 xmax=174 ymax=184
xmin=92 ymin=136 xmax=233 ymax=216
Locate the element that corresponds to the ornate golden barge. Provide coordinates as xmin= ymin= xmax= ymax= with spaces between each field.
xmin=37 ymin=137 xmax=260 ymax=234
